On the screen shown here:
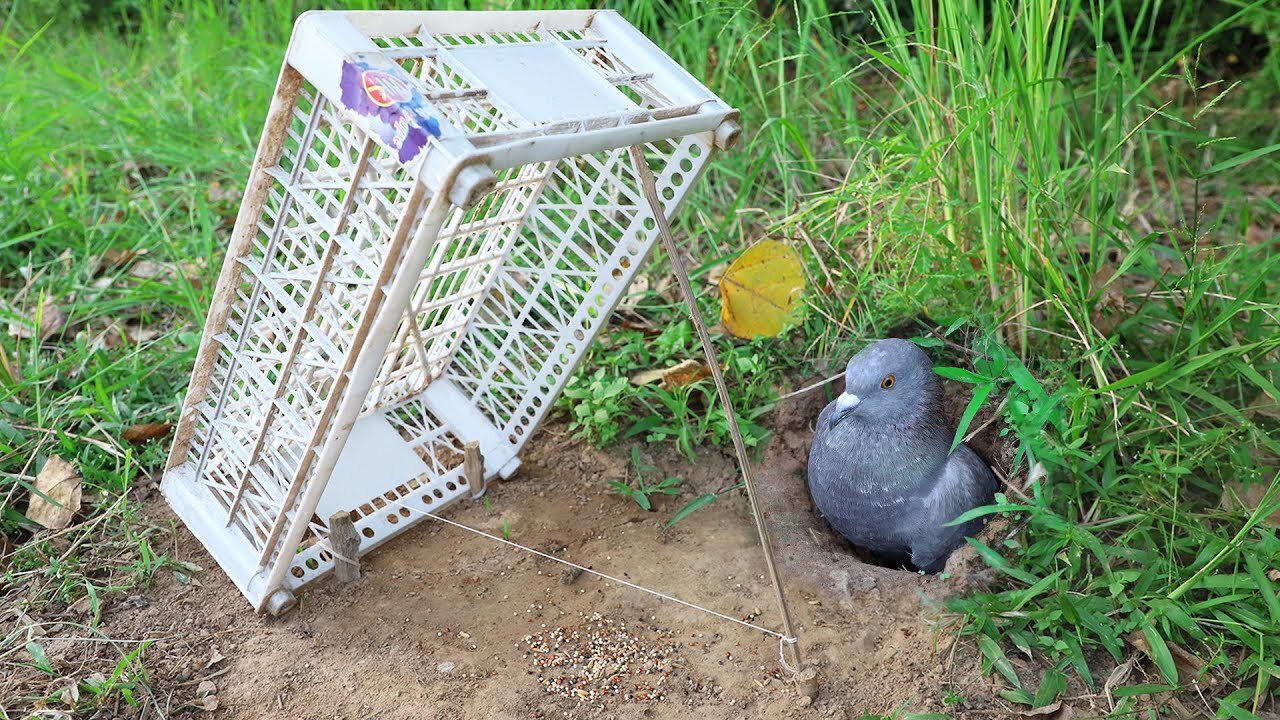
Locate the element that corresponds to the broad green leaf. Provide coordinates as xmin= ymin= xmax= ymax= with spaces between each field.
xmin=665 ymin=493 xmax=718 ymax=530
xmin=934 ymin=366 xmax=988 ymax=384
xmin=1204 ymin=142 xmax=1280 ymax=174
xmin=951 ymin=381 xmax=994 ymax=452
xmin=977 ymin=634 xmax=1021 ymax=687
xmin=1143 ymin=624 xmax=1179 ymax=685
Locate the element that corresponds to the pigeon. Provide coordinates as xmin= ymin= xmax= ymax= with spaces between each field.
xmin=807 ymin=338 xmax=998 ymax=573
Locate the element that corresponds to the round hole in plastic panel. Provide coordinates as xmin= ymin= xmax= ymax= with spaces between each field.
xmin=514 ymin=425 xmax=524 ymax=436
xmin=680 ymin=158 xmax=694 ymax=172
xmin=574 ymin=329 xmax=584 ymax=341
xmin=661 ymin=186 xmax=675 ymax=201
xmin=423 ymin=494 xmax=434 ymax=504
xmin=291 ymin=567 xmax=304 ymax=578
xmin=508 ymin=433 xmax=518 ymax=443
xmin=671 ymin=173 xmax=684 ymax=186
xmin=446 ymin=481 xmax=457 ymax=491
xmin=362 ymin=527 xmax=375 ymax=538
xmin=611 ymin=268 xmax=623 ymax=280
xmin=690 ymin=144 xmax=703 ymax=157
xmin=620 ymin=257 xmax=631 ymax=269
xmin=305 ymin=558 xmax=319 ymax=570
xmin=388 ymin=513 xmax=400 ymax=525
xmin=433 ymin=488 xmax=444 ymax=498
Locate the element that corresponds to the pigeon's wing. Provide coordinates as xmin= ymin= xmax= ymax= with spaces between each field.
xmin=910 ymin=443 xmax=998 ymax=573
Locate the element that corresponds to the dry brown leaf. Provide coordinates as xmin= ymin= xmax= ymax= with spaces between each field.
xmin=1251 ymin=389 xmax=1280 ymax=420
xmin=129 ymin=260 xmax=163 ymax=279
xmin=122 ymin=421 xmax=172 ymax=445
xmin=1268 ymin=568 xmax=1279 ymax=582
xmin=61 ymin=682 xmax=80 ymax=708
xmin=207 ymin=181 xmax=241 ymax=203
xmin=204 ymin=648 xmax=227 ymax=669
xmin=1220 ymin=478 xmax=1280 ymax=529
xmin=199 ymin=696 xmax=220 ymax=711
xmin=630 ymin=359 xmax=711 ymax=390
xmin=1090 ymin=265 xmax=1130 ymax=337
xmin=196 ymin=680 xmax=217 ymax=698
xmin=68 ymin=594 xmax=94 ymax=616
xmin=124 ymin=320 xmax=164 ymax=344
xmin=94 ymin=248 xmax=144 ymax=275
xmin=26 ymin=456 xmax=83 ymax=530
xmin=619 ymin=275 xmax=650 ymax=311
xmin=8 ymin=299 xmax=66 ymax=341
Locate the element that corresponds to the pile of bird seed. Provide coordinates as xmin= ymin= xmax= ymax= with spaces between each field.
xmin=521 ymin=612 xmax=680 ymax=703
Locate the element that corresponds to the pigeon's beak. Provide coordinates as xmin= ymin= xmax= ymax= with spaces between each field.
xmin=828 ymin=392 xmax=861 ymax=429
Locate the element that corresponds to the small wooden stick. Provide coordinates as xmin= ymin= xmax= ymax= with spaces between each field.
xmin=464 ymin=441 xmax=486 ymax=499
xmin=328 ymin=511 xmax=361 ymax=583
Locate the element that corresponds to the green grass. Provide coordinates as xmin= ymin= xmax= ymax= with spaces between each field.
xmin=2 ymin=0 xmax=1279 ymax=717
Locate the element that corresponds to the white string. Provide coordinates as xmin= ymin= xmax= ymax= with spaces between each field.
xmin=777 ymin=372 xmax=843 ymax=401
xmin=779 ymin=635 xmax=799 ymax=674
xmin=382 ymin=497 xmax=796 ymax=644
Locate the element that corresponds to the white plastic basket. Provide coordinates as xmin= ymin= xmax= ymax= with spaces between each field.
xmin=162 ymin=9 xmax=740 ymax=615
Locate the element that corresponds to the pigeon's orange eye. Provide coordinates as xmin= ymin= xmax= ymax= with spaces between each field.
xmin=881 ymin=374 xmax=895 ymax=389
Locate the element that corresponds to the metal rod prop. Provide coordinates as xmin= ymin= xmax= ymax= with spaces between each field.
xmin=627 ymin=145 xmax=802 ymax=673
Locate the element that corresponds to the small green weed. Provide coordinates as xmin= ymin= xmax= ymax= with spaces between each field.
xmin=608 ymin=446 xmax=682 ymax=512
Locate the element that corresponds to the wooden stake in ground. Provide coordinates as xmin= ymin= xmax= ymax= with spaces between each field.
xmin=328 ymin=511 xmax=361 ymax=583
xmin=464 ymin=441 xmax=485 ymax=499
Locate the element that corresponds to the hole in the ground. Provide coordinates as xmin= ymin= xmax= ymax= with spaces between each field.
xmin=752 ymin=317 xmax=1017 ymax=597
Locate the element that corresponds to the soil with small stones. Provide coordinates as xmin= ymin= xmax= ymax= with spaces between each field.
xmin=5 ymin=370 xmax=1078 ymax=720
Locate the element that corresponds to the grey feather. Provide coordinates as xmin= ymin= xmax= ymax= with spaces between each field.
xmin=807 ymin=339 xmax=998 ymax=572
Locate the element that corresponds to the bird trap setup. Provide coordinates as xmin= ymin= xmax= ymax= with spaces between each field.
xmin=162 ymin=9 xmax=748 ymax=616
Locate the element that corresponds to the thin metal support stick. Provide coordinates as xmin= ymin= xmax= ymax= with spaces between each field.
xmin=627 ymin=145 xmax=803 ymax=673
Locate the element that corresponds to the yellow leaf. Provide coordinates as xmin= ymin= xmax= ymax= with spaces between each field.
xmin=718 ymin=240 xmax=805 ymax=338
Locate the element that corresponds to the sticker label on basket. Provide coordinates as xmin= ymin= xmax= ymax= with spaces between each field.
xmin=339 ymin=59 xmax=443 ymax=164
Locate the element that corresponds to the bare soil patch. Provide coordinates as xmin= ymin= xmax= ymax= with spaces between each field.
xmin=6 ymin=376 xmax=1032 ymax=719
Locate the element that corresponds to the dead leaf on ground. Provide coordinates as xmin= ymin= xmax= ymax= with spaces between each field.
xmin=1126 ymin=631 xmax=1215 ymax=687
xmin=8 ymin=299 xmax=67 ymax=341
xmin=196 ymin=680 xmax=217 ymax=698
xmin=26 ymin=456 xmax=83 ymax=530
xmin=718 ymin=239 xmax=806 ymax=339
xmin=630 ymin=359 xmax=712 ymax=390
xmin=1220 ymin=477 xmax=1280 ymax=528
xmin=124 ymin=319 xmax=165 ymax=344
xmin=92 ymin=248 xmax=146 ymax=276
xmin=1251 ymin=389 xmax=1280 ymax=420
xmin=68 ymin=594 xmax=95 ymax=616
xmin=198 ymin=696 xmax=220 ymax=711
xmin=204 ymin=648 xmax=227 ymax=669
xmin=207 ymin=181 xmax=242 ymax=203
xmin=122 ymin=421 xmax=172 ymax=445
xmin=1089 ymin=264 xmax=1130 ymax=337
xmin=619 ymin=275 xmax=650 ymax=311
xmin=129 ymin=260 xmax=164 ymax=279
